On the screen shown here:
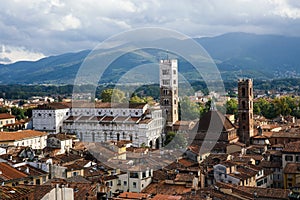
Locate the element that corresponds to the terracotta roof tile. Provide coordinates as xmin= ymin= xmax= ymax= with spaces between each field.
xmin=119 ymin=192 xmax=150 ymax=199
xmin=0 ymin=113 xmax=15 ymax=120
xmin=0 ymin=186 xmax=33 ymax=199
xmin=152 ymin=194 xmax=182 ymax=200
xmin=0 ymin=162 xmax=28 ymax=181
xmin=284 ymin=163 xmax=300 ymax=174
xmin=283 ymin=141 xmax=300 ymax=153
xmin=0 ymin=130 xmax=47 ymax=142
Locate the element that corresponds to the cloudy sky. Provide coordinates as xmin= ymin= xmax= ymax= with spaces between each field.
xmin=1 ymin=0 xmax=300 ymax=64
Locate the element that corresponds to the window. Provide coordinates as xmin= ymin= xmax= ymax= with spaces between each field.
xmin=285 ymin=155 xmax=293 ymax=161
xmin=36 ymin=179 xmax=41 ymax=185
xmin=173 ymin=80 xmax=176 ymax=84
xmin=163 ymin=89 xmax=168 ymax=95
xmin=242 ymin=88 xmax=246 ymax=97
xmin=296 ymin=156 xmax=300 ymax=162
xmin=162 ymin=80 xmax=170 ymax=85
xmin=242 ymin=113 xmax=246 ymax=120
xmin=162 ymin=69 xmax=169 ymax=75
xmin=164 ymin=99 xmax=169 ymax=105
xmin=130 ymin=172 xmax=139 ymax=178
xmin=257 ymin=180 xmax=263 ymax=186
xmin=124 ymin=181 xmax=127 ymax=186
xmin=173 ymin=69 xmax=176 ymax=74
xmin=142 ymin=172 xmax=146 ymax=178
xmin=133 ymin=182 xmax=137 ymax=188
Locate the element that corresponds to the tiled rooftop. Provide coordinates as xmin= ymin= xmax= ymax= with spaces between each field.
xmin=0 ymin=130 xmax=47 ymax=142
xmin=0 ymin=162 xmax=28 ymax=181
xmin=0 ymin=186 xmax=33 ymax=199
xmin=0 ymin=113 xmax=15 ymax=120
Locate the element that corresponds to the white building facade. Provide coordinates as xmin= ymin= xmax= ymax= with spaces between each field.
xmin=32 ymin=102 xmax=70 ymax=134
xmin=33 ymin=102 xmax=164 ymax=148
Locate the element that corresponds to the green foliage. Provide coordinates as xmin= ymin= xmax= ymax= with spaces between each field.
xmin=0 ymin=107 xmax=8 ymax=113
xmin=179 ymin=96 xmax=204 ymax=120
xmin=100 ymin=89 xmax=126 ymax=103
xmin=129 ymin=94 xmax=145 ymax=103
xmin=225 ymin=98 xmax=238 ymax=117
xmin=11 ymin=107 xmax=25 ymax=120
xmin=254 ymin=96 xmax=300 ymax=119
xmin=129 ymin=94 xmax=156 ymax=105
xmin=164 ymin=131 xmax=187 ymax=149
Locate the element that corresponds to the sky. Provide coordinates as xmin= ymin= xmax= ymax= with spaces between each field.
xmin=1 ymin=0 xmax=300 ymax=64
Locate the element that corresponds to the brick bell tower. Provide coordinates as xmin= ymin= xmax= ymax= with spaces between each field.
xmin=159 ymin=59 xmax=179 ymax=127
xmin=238 ymin=79 xmax=255 ymax=145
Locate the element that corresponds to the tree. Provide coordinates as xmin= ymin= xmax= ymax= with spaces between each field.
xmin=225 ymin=98 xmax=238 ymax=116
xmin=179 ymin=96 xmax=203 ymax=120
xmin=0 ymin=107 xmax=8 ymax=113
xmin=164 ymin=131 xmax=187 ymax=149
xmin=129 ymin=94 xmax=145 ymax=103
xmin=11 ymin=107 xmax=25 ymax=120
xmin=100 ymin=89 xmax=126 ymax=103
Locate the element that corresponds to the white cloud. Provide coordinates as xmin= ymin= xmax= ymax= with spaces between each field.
xmin=1 ymin=0 xmax=300 ymax=62
xmin=0 ymin=45 xmax=45 ymax=64
xmin=51 ymin=14 xmax=81 ymax=31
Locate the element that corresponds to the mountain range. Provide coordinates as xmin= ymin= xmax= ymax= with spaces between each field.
xmin=1 ymin=32 xmax=300 ymax=84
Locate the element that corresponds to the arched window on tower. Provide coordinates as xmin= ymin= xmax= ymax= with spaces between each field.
xmin=242 ymin=88 xmax=246 ymax=97
xmin=164 ymin=99 xmax=169 ymax=105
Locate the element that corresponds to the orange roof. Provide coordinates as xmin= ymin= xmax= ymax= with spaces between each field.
xmin=0 ymin=162 xmax=28 ymax=181
xmin=152 ymin=194 xmax=182 ymax=200
xmin=0 ymin=113 xmax=15 ymax=120
xmin=0 ymin=130 xmax=47 ymax=142
xmin=119 ymin=192 xmax=150 ymax=199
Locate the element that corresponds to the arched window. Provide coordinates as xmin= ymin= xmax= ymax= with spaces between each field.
xmin=117 ymin=133 xmax=120 ymax=141
xmin=104 ymin=132 xmax=107 ymax=141
xmin=242 ymin=88 xmax=246 ymax=97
